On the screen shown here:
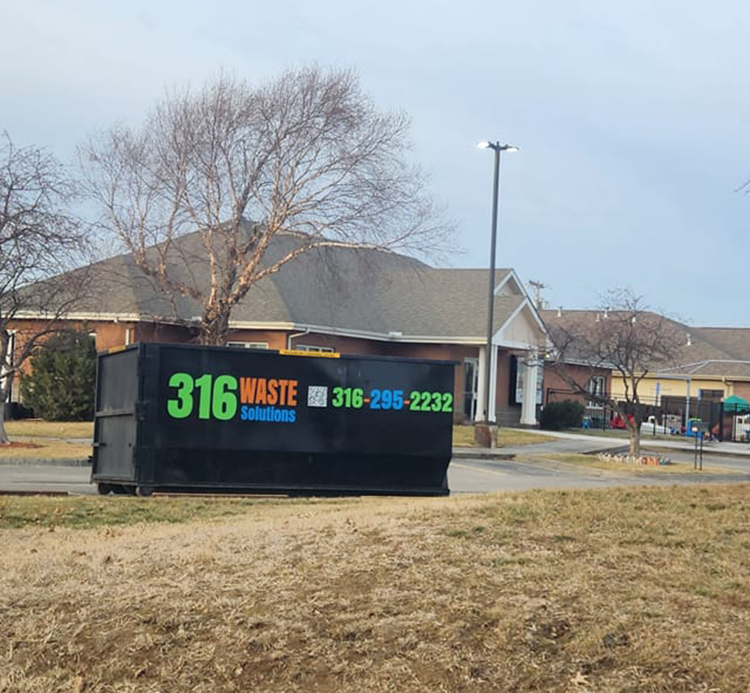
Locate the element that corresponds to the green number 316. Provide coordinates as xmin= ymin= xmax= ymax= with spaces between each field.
xmin=167 ymin=372 xmax=238 ymax=421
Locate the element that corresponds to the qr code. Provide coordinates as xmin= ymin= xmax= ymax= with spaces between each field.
xmin=307 ymin=385 xmax=328 ymax=408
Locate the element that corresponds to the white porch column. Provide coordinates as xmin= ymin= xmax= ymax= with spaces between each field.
xmin=488 ymin=344 xmax=498 ymax=423
xmin=475 ymin=346 xmax=487 ymax=422
xmin=520 ymin=353 xmax=540 ymax=426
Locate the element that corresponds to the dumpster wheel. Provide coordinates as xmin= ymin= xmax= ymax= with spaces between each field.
xmin=135 ymin=486 xmax=154 ymax=497
xmin=97 ymin=483 xmax=113 ymax=495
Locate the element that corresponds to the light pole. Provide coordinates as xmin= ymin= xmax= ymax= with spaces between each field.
xmin=476 ymin=141 xmax=518 ymax=439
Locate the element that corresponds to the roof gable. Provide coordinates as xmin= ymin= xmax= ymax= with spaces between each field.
xmin=496 ymin=301 xmax=547 ymax=348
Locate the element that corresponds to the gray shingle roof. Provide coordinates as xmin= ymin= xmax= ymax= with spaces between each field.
xmin=541 ymin=309 xmax=750 ymax=378
xmin=64 ymin=231 xmax=519 ymax=340
xmin=692 ymin=327 xmax=750 ymax=361
xmin=671 ymin=361 xmax=750 ymax=378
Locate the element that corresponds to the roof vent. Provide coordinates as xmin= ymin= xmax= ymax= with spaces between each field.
xmin=557 ymin=307 xmax=562 ymax=317
xmin=603 ymin=308 xmax=609 ymax=318
xmin=686 ymin=332 xmax=692 ymax=346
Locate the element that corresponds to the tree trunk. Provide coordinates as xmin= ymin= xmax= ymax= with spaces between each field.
xmin=626 ymin=420 xmax=640 ymax=458
xmin=198 ymin=310 xmax=231 ymax=346
xmin=0 ymin=387 xmax=9 ymax=445
xmin=0 ymin=331 xmax=10 ymax=444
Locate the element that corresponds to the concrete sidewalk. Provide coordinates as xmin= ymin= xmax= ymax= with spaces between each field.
xmin=453 ymin=429 xmax=750 ymax=460
xmin=452 ymin=429 xmax=630 ymax=460
xmin=493 ymin=428 xmax=750 ymax=459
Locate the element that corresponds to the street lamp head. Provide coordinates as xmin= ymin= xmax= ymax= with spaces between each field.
xmin=477 ymin=141 xmax=520 ymax=152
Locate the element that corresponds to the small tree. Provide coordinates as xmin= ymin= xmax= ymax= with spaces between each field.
xmin=21 ymin=331 xmax=96 ymax=421
xmin=0 ymin=133 xmax=90 ymax=443
xmin=82 ymin=67 xmax=450 ymax=346
xmin=547 ymin=289 xmax=683 ymax=457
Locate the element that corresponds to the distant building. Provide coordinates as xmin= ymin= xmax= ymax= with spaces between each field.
xmin=541 ymin=309 xmax=750 ymax=432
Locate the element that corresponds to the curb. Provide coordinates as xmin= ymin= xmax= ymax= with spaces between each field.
xmin=514 ymin=458 xmax=623 ymax=478
xmin=0 ymin=458 xmax=91 ymax=468
xmin=584 ymin=445 xmax=630 ymax=456
xmin=452 ymin=448 xmax=515 ymax=461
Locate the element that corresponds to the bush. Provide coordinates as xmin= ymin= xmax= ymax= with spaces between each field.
xmin=20 ymin=331 xmax=96 ymax=421
xmin=539 ymin=400 xmax=585 ymax=431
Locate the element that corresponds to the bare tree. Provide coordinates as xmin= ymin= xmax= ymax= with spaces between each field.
xmin=546 ymin=289 xmax=683 ymax=457
xmin=0 ymin=133 xmax=90 ymax=443
xmin=81 ymin=67 xmax=450 ymax=345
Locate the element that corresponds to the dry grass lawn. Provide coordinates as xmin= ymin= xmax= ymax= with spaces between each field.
xmin=2 ymin=485 xmax=750 ymax=692
xmin=0 ymin=440 xmax=91 ymax=460
xmin=0 ymin=496 xmax=274 ymax=530
xmin=0 ymin=420 xmax=92 ymax=460
xmin=525 ymin=453 xmax=740 ymax=476
xmin=453 ymin=425 xmax=557 ymax=448
xmin=4 ymin=420 xmax=93 ymax=440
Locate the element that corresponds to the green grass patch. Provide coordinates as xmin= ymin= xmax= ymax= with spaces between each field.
xmin=0 ymin=495 xmax=268 ymax=529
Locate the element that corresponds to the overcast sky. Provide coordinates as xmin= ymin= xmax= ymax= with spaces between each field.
xmin=2 ymin=0 xmax=749 ymax=325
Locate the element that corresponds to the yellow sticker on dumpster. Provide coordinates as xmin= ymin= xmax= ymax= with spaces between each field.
xmin=279 ymin=349 xmax=340 ymax=358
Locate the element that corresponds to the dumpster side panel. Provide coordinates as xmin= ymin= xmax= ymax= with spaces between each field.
xmin=91 ymin=347 xmax=141 ymax=482
xmin=94 ymin=344 xmax=454 ymax=495
xmin=147 ymin=346 xmax=453 ymax=494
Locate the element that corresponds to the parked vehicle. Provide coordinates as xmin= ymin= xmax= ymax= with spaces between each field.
xmin=640 ymin=415 xmax=670 ymax=435
xmin=734 ymin=415 xmax=750 ymax=443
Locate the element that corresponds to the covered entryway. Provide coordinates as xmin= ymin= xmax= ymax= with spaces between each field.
xmin=472 ymin=283 xmax=550 ymax=427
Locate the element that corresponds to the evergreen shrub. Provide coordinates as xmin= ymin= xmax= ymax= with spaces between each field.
xmin=538 ymin=400 xmax=585 ymax=431
xmin=21 ymin=331 xmax=96 ymax=421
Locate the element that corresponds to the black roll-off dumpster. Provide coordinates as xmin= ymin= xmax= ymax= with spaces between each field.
xmin=91 ymin=343 xmax=455 ymax=496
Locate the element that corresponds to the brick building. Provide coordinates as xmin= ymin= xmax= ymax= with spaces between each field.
xmin=9 ymin=232 xmax=549 ymax=425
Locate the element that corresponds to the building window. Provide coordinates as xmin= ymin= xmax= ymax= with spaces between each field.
xmin=698 ymin=389 xmax=723 ymax=401
xmin=463 ymin=358 xmax=478 ymax=421
xmin=226 ymin=342 xmax=269 ymax=350
xmin=514 ymin=358 xmax=543 ymax=405
xmin=294 ymin=344 xmax=335 ymax=353
xmin=587 ymin=376 xmax=605 ymax=408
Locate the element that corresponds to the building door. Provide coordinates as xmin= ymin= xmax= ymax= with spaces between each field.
xmin=463 ymin=358 xmax=478 ymax=421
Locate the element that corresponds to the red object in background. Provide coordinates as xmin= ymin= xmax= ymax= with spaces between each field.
xmin=611 ymin=414 xmax=635 ymax=429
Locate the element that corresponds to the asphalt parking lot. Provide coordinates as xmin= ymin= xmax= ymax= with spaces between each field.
xmin=3 ymin=427 xmax=750 ymax=496
xmin=1 ymin=447 xmax=748 ymax=497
